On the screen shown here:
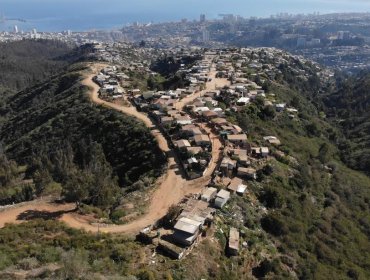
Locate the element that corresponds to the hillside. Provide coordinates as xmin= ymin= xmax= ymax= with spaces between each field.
xmin=319 ymin=73 xmax=370 ymax=174
xmin=0 ymin=40 xmax=74 ymax=93
xmin=227 ymin=83 xmax=370 ymax=279
xmin=270 ymin=53 xmax=370 ymax=175
xmin=0 ymin=43 xmax=369 ymax=280
xmin=0 ymin=220 xmax=147 ymax=279
xmin=0 ymin=63 xmax=166 ymax=208
xmin=203 ymin=48 xmax=370 ymax=279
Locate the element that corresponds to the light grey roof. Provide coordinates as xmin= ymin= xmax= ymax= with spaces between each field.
xmin=174 ymin=217 xmax=201 ymax=234
xmin=217 ymin=189 xmax=230 ymax=199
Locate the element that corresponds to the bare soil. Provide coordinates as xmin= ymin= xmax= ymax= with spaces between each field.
xmin=0 ymin=61 xmax=230 ymax=235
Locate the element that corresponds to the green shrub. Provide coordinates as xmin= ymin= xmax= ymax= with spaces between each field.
xmin=110 ymin=209 xmax=126 ymax=223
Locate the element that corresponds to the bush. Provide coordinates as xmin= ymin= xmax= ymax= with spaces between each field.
xmin=0 ymin=252 xmax=12 ymax=270
xmin=78 ymin=204 xmax=108 ymax=219
xmin=137 ymin=270 xmax=156 ymax=280
xmin=17 ymin=257 xmax=40 ymax=270
xmin=37 ymin=246 xmax=62 ymax=263
xmin=110 ymin=209 xmax=126 ymax=223
xmin=261 ymin=213 xmax=288 ymax=236
xmin=258 ymin=187 xmax=284 ymax=209
xmin=59 ymin=249 xmax=89 ymax=279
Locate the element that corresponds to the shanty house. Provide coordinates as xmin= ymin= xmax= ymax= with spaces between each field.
xmin=214 ymin=189 xmax=231 ymax=208
xmin=194 ymin=134 xmax=211 ymax=147
xmin=173 ymin=217 xmax=202 ymax=246
xmin=228 ymin=227 xmax=240 ymax=256
xmin=201 ymin=187 xmax=218 ymax=202
xmin=237 ymin=167 xmax=257 ymax=180
xmin=227 ymin=134 xmax=248 ymax=146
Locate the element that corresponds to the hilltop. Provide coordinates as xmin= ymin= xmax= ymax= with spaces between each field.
xmin=0 ymin=40 xmax=166 ymax=212
xmin=0 ymin=41 xmax=369 ymax=279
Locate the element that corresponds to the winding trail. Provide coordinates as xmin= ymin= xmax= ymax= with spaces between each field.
xmin=0 ymin=59 xmax=229 ymax=235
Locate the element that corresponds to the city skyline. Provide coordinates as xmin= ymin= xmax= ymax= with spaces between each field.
xmin=1 ymin=0 xmax=370 ymax=31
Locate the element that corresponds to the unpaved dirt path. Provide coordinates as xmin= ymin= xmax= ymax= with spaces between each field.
xmin=175 ymin=56 xmax=230 ymax=111
xmin=0 ymin=199 xmax=75 ymax=228
xmin=0 ymin=60 xmax=227 ymax=235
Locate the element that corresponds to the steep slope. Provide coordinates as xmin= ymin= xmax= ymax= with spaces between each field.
xmin=241 ymin=93 xmax=370 ymax=279
xmin=213 ymin=50 xmax=370 ymax=279
xmin=0 ymin=65 xmax=166 ymax=207
xmin=0 ymin=39 xmax=73 ymax=93
xmin=321 ymin=73 xmax=370 ymax=174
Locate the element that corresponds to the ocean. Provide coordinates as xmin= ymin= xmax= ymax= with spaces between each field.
xmin=1 ymin=0 xmax=370 ymax=32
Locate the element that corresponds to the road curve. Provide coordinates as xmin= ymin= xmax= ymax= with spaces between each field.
xmin=0 ymin=61 xmax=228 ymax=235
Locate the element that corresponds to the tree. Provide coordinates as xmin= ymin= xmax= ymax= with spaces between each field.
xmin=258 ymin=186 xmax=284 ymax=208
xmin=0 ymin=149 xmax=18 ymax=187
xmin=318 ymin=143 xmax=331 ymax=164
xmin=262 ymin=164 xmax=274 ymax=176
xmin=290 ymin=95 xmax=301 ymax=109
xmin=160 ymin=204 xmax=182 ymax=228
xmin=33 ymin=168 xmax=53 ymax=195
xmin=260 ymin=105 xmax=276 ymax=120
xmin=62 ymin=170 xmax=90 ymax=208
xmin=261 ymin=213 xmax=288 ymax=236
xmin=84 ymin=142 xmax=120 ymax=210
xmin=306 ymin=122 xmax=321 ymax=137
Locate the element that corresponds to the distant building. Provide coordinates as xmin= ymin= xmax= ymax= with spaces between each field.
xmin=236 ymin=97 xmax=250 ymax=106
xmin=175 ymin=139 xmax=191 ymax=150
xmin=337 ymin=31 xmax=350 ymax=40
xmin=221 ymin=14 xmax=236 ymax=23
xmin=13 ymin=25 xmax=18 ymax=34
xmin=263 ymin=136 xmax=281 ymax=146
xmin=297 ymin=37 xmax=306 ymax=47
xmin=202 ymin=28 xmax=210 ymax=42
xmin=275 ymin=103 xmax=286 ymax=112
xmin=200 ymin=14 xmax=206 ymax=23
xmin=308 ymin=38 xmax=321 ymax=46
xmin=227 ymin=177 xmax=247 ymax=195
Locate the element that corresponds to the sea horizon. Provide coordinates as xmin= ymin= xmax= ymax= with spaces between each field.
xmin=1 ymin=0 xmax=370 ymax=32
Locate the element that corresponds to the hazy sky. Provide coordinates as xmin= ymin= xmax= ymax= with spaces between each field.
xmin=1 ymin=0 xmax=370 ymax=19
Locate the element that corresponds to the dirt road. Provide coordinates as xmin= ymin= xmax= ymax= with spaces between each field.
xmin=175 ymin=58 xmax=230 ymax=111
xmin=59 ymin=68 xmax=190 ymax=234
xmin=0 ymin=60 xmax=227 ymax=234
xmin=60 ymin=64 xmax=226 ymax=234
xmin=60 ymin=155 xmax=187 ymax=234
xmin=0 ymin=200 xmax=75 ymax=228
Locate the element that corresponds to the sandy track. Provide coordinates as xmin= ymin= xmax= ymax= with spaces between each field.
xmin=59 ymin=69 xmax=189 ymax=234
xmin=0 ymin=61 xmax=228 ymax=235
xmin=175 ymin=60 xmax=230 ymax=111
xmin=0 ymin=200 xmax=75 ymax=228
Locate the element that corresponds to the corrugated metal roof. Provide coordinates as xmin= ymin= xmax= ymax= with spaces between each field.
xmin=174 ymin=217 xmax=201 ymax=234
